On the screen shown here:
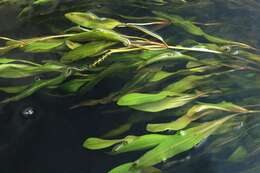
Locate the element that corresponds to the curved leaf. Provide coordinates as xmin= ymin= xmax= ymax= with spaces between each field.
xmin=61 ymin=41 xmax=116 ymax=63
xmin=65 ymin=12 xmax=122 ymax=29
xmin=68 ymin=28 xmax=130 ymax=46
xmin=117 ymin=91 xmax=178 ymax=106
xmin=130 ymin=93 xmax=204 ymax=112
xmin=135 ymin=116 xmax=234 ymax=168
xmin=147 ymin=101 xmax=248 ymax=132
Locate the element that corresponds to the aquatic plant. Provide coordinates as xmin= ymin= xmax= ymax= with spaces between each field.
xmin=1 ymin=5 xmax=260 ymax=173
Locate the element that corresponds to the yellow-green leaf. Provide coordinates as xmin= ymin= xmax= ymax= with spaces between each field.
xmin=61 ymin=41 xmax=116 ymax=63
xmin=147 ymin=101 xmax=248 ymax=132
xmin=65 ymin=12 xmax=122 ymax=29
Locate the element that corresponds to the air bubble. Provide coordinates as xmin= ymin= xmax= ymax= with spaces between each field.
xmin=21 ymin=107 xmax=36 ymax=119
xmin=34 ymin=75 xmax=41 ymax=81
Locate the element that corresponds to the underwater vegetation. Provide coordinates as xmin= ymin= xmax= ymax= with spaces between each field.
xmin=1 ymin=0 xmax=260 ymax=173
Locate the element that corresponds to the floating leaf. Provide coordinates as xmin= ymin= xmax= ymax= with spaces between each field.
xmin=65 ymin=12 xmax=122 ymax=29
xmin=147 ymin=101 xmax=248 ymax=132
xmin=61 ymin=41 xmax=116 ymax=63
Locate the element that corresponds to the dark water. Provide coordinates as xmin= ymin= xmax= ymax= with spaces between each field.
xmin=0 ymin=1 xmax=260 ymax=173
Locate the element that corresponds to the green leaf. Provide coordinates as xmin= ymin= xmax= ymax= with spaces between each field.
xmin=65 ymin=40 xmax=82 ymax=50
xmin=102 ymin=123 xmax=133 ymax=138
xmin=0 ymin=62 xmax=63 ymax=78
xmin=1 ymin=72 xmax=69 ymax=104
xmin=139 ymin=51 xmax=197 ymax=68
xmin=61 ymin=41 xmax=116 ymax=63
xmin=154 ymin=11 xmax=253 ymax=49
xmin=228 ymin=146 xmax=248 ymax=162
xmin=22 ymin=39 xmax=64 ymax=53
xmin=113 ymin=134 xmax=169 ymax=154
xmin=0 ymin=64 xmax=34 ymax=78
xmin=108 ymin=162 xmax=140 ymax=173
xmin=83 ymin=137 xmax=123 ymax=150
xmin=117 ymin=91 xmax=179 ymax=106
xmin=0 ymin=58 xmax=40 ymax=66
xmin=65 ymin=12 xmax=122 ymax=29
xmin=0 ymin=44 xmax=20 ymax=55
xmin=163 ymin=75 xmax=209 ymax=93
xmin=135 ymin=116 xmax=234 ymax=168
xmin=0 ymin=85 xmax=28 ymax=93
xmin=80 ymin=63 xmax=129 ymax=93
xmin=130 ymin=92 xmax=204 ymax=112
xmin=60 ymin=78 xmax=92 ymax=93
xmin=232 ymin=50 xmax=260 ymax=62
xmin=149 ymin=71 xmax=174 ymax=82
xmin=147 ymin=101 xmax=248 ymax=132
xmin=109 ymin=163 xmax=161 ymax=173
xmin=126 ymin=24 xmax=166 ymax=45
xmin=84 ymin=134 xmax=168 ymax=153
xmin=68 ymin=28 xmax=130 ymax=46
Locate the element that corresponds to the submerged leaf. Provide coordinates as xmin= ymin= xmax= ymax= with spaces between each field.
xmin=135 ymin=116 xmax=234 ymax=168
xmin=0 ymin=62 xmax=63 ymax=78
xmin=68 ymin=28 xmax=130 ymax=46
xmin=228 ymin=146 xmax=248 ymax=162
xmin=108 ymin=162 xmax=139 ymax=173
xmin=109 ymin=162 xmax=161 ymax=173
xmin=126 ymin=24 xmax=166 ymax=45
xmin=149 ymin=71 xmax=174 ymax=82
xmin=1 ymin=72 xmax=69 ymax=104
xmin=140 ymin=51 xmax=197 ymax=68
xmin=65 ymin=12 xmax=122 ymax=29
xmin=117 ymin=91 xmax=179 ymax=106
xmin=60 ymin=78 xmax=92 ymax=93
xmin=84 ymin=134 xmax=168 ymax=154
xmin=154 ymin=11 xmax=253 ymax=49
xmin=130 ymin=92 xmax=205 ymax=112
xmin=163 ymin=75 xmax=209 ymax=93
xmin=61 ymin=41 xmax=116 ymax=63
xmin=83 ymin=137 xmax=123 ymax=150
xmin=22 ymin=39 xmax=64 ymax=53
xmin=65 ymin=40 xmax=82 ymax=49
xmin=113 ymin=134 xmax=169 ymax=154
xmin=0 ymin=85 xmax=28 ymax=93
xmin=147 ymin=102 xmax=248 ymax=132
